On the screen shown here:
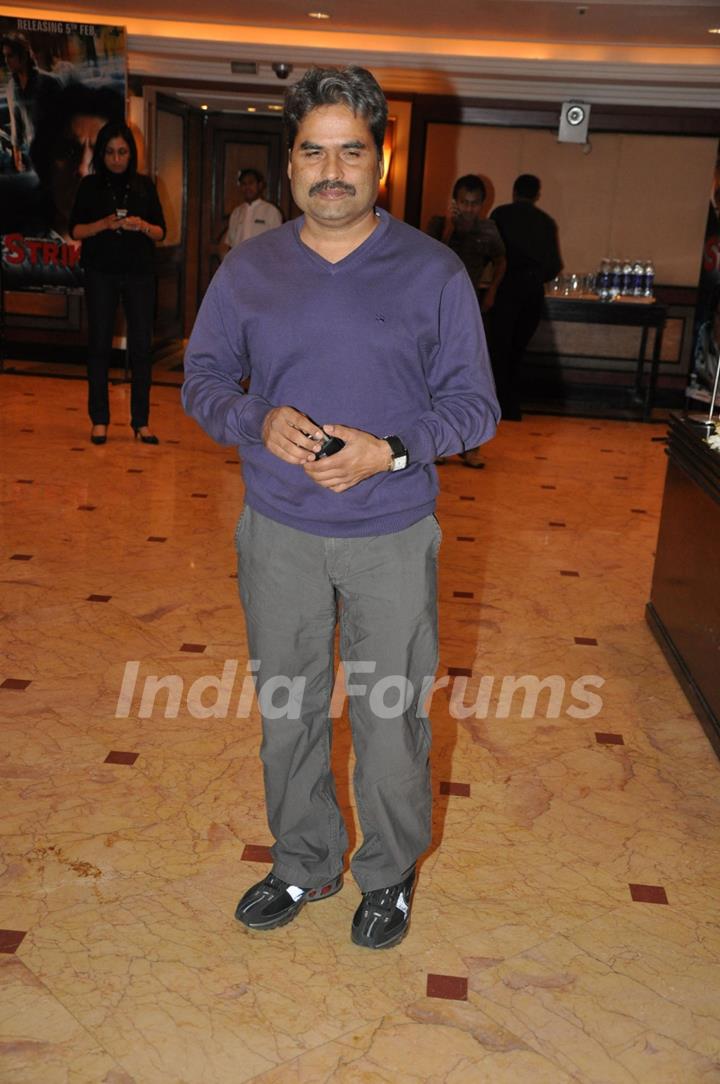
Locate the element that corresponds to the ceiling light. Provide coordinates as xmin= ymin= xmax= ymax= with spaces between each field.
xmin=247 ymin=106 xmax=256 ymax=112
xmin=268 ymin=104 xmax=283 ymax=111
xmin=308 ymin=11 xmax=331 ymax=18
xmin=200 ymin=104 xmax=208 ymax=111
xmin=708 ymin=27 xmax=720 ymax=33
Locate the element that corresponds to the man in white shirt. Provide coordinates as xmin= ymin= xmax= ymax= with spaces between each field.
xmin=224 ymin=168 xmax=282 ymax=249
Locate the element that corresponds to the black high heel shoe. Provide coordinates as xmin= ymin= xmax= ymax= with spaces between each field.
xmin=132 ymin=426 xmax=159 ymax=445
xmin=90 ymin=425 xmax=107 ymax=445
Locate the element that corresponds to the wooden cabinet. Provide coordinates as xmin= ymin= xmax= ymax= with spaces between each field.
xmin=646 ymin=415 xmax=720 ymax=756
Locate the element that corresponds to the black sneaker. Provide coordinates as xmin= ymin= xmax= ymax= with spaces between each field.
xmin=234 ymin=871 xmax=343 ymax=931
xmin=351 ymin=867 xmax=416 ymax=949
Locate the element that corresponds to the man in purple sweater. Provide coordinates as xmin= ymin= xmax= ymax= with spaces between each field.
xmin=183 ymin=67 xmax=499 ymax=950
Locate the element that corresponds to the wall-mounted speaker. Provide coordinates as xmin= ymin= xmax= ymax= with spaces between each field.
xmin=558 ymin=101 xmax=591 ymax=144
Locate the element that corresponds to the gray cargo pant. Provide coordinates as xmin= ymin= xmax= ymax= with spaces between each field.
xmin=235 ymin=506 xmax=441 ymax=893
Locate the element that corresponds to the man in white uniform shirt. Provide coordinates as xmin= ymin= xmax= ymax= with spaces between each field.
xmin=224 ymin=168 xmax=282 ymax=249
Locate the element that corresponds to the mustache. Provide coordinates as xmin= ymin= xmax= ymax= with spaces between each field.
xmin=309 ymin=180 xmax=356 ymax=197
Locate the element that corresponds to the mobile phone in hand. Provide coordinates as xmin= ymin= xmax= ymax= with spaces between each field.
xmin=315 ymin=433 xmax=345 ymax=459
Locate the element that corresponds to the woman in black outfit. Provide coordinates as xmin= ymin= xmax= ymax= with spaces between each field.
xmin=70 ymin=122 xmax=166 ymax=444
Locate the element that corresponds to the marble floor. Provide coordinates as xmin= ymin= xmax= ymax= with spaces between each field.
xmin=1 ymin=373 xmax=719 ymax=1084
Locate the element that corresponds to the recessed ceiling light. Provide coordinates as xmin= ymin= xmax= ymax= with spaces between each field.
xmin=308 ymin=11 xmax=331 ymax=19
xmin=708 ymin=26 xmax=720 ymax=32
xmin=247 ymin=106 xmax=257 ymax=112
xmin=200 ymin=104 xmax=208 ymax=110
xmin=267 ymin=104 xmax=283 ymax=111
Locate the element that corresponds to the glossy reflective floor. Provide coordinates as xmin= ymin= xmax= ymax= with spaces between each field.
xmin=2 ymin=374 xmax=719 ymax=1083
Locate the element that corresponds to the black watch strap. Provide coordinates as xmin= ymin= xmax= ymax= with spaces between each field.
xmin=385 ymin=435 xmax=409 ymax=472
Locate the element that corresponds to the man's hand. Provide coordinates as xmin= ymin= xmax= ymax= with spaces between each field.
xmin=304 ymin=424 xmax=391 ymax=493
xmin=262 ymin=406 xmax=323 ymax=464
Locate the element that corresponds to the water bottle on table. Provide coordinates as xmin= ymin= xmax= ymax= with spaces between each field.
xmin=644 ymin=260 xmax=655 ymax=298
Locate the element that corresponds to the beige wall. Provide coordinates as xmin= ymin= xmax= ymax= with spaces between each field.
xmin=421 ymin=124 xmax=717 ymax=285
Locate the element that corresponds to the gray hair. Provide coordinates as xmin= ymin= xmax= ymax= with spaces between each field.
xmin=284 ymin=66 xmax=387 ymax=160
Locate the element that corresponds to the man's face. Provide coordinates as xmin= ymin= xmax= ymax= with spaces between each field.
xmin=288 ymin=104 xmax=381 ymax=230
xmin=454 ymin=186 xmax=484 ymax=219
xmin=240 ymin=174 xmax=261 ymax=203
xmin=2 ymin=45 xmax=22 ymax=75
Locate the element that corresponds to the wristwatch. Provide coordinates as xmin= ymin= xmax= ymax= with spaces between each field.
xmin=385 ymin=435 xmax=409 ymax=472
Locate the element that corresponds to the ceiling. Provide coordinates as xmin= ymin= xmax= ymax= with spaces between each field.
xmin=15 ymin=0 xmax=720 ymax=47
xmin=10 ymin=1 xmax=720 ymax=109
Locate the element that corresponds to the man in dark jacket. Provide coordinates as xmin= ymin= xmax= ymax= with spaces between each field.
xmin=489 ymin=174 xmax=563 ymax=420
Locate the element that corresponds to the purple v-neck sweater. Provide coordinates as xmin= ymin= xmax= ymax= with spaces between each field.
xmin=183 ymin=210 xmax=499 ymax=537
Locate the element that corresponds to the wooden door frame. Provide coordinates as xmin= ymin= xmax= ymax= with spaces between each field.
xmin=145 ymin=90 xmax=191 ymax=342
xmin=198 ymin=111 xmax=288 ymax=305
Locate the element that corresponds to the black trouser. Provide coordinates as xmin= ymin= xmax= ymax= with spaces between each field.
xmin=486 ymin=277 xmax=545 ymax=420
xmin=84 ymin=269 xmax=156 ymax=428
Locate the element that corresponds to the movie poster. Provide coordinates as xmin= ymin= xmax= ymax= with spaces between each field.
xmin=0 ymin=15 xmax=126 ymax=289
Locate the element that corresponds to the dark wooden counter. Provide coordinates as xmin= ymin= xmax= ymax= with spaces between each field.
xmin=646 ymin=415 xmax=720 ymax=755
